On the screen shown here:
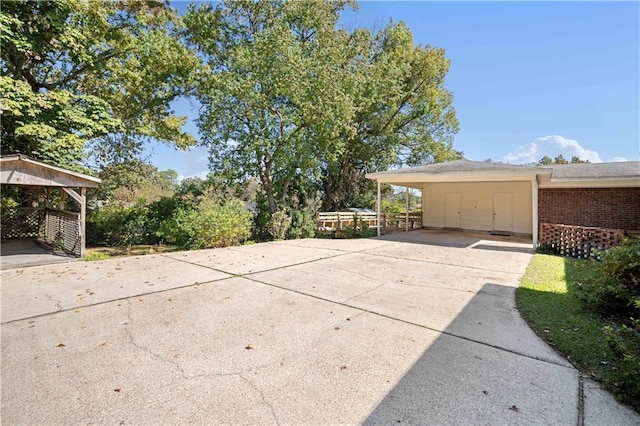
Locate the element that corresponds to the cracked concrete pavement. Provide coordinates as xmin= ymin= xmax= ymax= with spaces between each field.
xmin=2 ymin=230 xmax=639 ymax=425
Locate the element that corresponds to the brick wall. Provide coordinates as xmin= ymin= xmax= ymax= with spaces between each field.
xmin=538 ymin=187 xmax=640 ymax=232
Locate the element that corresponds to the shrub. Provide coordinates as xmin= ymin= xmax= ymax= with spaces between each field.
xmin=603 ymin=318 xmax=640 ymax=406
xmin=574 ymin=238 xmax=640 ymax=407
xmin=145 ymin=196 xmax=182 ymax=244
xmin=576 ymin=238 xmax=640 ymax=319
xmin=158 ymin=199 xmax=252 ymax=250
xmin=381 ymin=200 xmax=405 ymax=214
xmin=340 ymin=216 xmax=376 ymax=239
xmin=266 ymin=209 xmax=291 ymax=241
xmin=86 ymin=204 xmax=151 ymax=247
xmin=287 ymin=205 xmax=316 ymax=240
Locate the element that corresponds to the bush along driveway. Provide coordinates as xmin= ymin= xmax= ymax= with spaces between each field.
xmin=516 ymin=241 xmax=640 ymax=412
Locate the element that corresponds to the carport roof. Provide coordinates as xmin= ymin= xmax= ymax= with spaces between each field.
xmin=365 ymin=160 xmax=547 ymax=186
xmin=366 ymin=159 xmax=640 ymax=187
xmin=0 ymin=154 xmax=101 ymax=188
xmin=368 ymin=160 xmax=545 ymax=176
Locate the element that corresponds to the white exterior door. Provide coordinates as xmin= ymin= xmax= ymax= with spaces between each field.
xmin=493 ymin=193 xmax=513 ymax=232
xmin=445 ymin=193 xmax=461 ymax=228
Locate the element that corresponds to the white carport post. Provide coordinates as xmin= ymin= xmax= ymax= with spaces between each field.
xmin=376 ymin=180 xmax=381 ymax=237
xmin=80 ymin=187 xmax=87 ymax=258
xmin=405 ymin=187 xmax=409 ymax=232
xmin=531 ymin=177 xmax=538 ymax=249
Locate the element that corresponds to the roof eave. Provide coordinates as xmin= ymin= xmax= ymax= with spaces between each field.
xmin=539 ymin=177 xmax=640 ymax=188
xmin=366 ymin=169 xmax=548 ymax=183
xmin=0 ymin=155 xmax=101 ymax=187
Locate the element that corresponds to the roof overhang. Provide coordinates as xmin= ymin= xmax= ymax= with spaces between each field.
xmin=539 ymin=177 xmax=640 ymax=188
xmin=0 ymin=154 xmax=101 ymax=188
xmin=366 ymin=170 xmax=547 ymax=186
xmin=366 ymin=160 xmax=639 ymax=189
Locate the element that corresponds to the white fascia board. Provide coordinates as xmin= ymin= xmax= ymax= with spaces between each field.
xmin=539 ymin=178 xmax=640 ymax=188
xmin=366 ymin=172 xmax=542 ymax=184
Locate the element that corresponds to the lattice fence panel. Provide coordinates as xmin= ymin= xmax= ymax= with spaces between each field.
xmin=43 ymin=208 xmax=81 ymax=257
xmin=0 ymin=208 xmax=45 ymax=239
xmin=539 ymin=223 xmax=624 ymax=259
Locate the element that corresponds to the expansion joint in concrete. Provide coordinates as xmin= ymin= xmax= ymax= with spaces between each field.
xmin=577 ymin=374 xmax=585 ymax=426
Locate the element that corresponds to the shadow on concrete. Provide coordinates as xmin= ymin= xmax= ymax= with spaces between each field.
xmin=364 ymin=282 xmax=577 ymax=425
xmin=0 ymin=239 xmax=75 ymax=270
xmin=471 ymin=243 xmax=534 ymax=254
xmin=379 ymin=229 xmax=532 ymax=250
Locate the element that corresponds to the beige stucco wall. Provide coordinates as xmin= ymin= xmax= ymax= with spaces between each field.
xmin=422 ymin=181 xmax=533 ymax=234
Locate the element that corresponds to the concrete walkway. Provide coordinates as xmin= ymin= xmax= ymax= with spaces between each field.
xmin=1 ymin=230 xmax=638 ymax=425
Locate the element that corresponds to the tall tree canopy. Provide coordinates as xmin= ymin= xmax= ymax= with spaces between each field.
xmin=184 ymin=0 xmax=460 ymax=214
xmin=0 ymin=0 xmax=199 ymax=169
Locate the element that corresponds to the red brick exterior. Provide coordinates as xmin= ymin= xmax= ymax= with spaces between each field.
xmin=538 ymin=187 xmax=640 ymax=232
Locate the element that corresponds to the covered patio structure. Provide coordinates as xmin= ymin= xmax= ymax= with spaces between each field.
xmin=1 ymin=155 xmax=101 ymax=265
xmin=366 ymin=160 xmax=545 ymax=245
xmin=366 ymin=159 xmax=640 ymax=253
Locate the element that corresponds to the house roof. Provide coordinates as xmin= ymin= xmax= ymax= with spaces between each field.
xmin=541 ymin=161 xmax=640 ymax=180
xmin=0 ymin=154 xmax=101 ymax=188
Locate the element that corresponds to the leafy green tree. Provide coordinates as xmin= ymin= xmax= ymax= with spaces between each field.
xmin=538 ymin=155 xmax=589 ymax=165
xmin=539 ymin=155 xmax=554 ymax=165
xmin=319 ymin=20 xmax=461 ymax=210
xmin=570 ymin=156 xmax=589 ymax=164
xmin=96 ymin=161 xmax=178 ymax=204
xmin=0 ymin=76 xmax=120 ymax=170
xmin=1 ymin=0 xmax=198 ymax=168
xmin=184 ymin=0 xmax=460 ymax=218
xmin=184 ymin=0 xmax=345 ymax=215
xmin=554 ymin=154 xmax=568 ymax=164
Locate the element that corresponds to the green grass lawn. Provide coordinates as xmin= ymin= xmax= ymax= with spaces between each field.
xmin=85 ymin=244 xmax=179 ymax=261
xmin=516 ymin=254 xmax=638 ymax=411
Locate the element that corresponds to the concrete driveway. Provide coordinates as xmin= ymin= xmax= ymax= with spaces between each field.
xmin=1 ymin=230 xmax=638 ymax=425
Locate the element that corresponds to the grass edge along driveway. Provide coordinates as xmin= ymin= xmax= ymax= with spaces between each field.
xmin=515 ymin=254 xmax=638 ymax=412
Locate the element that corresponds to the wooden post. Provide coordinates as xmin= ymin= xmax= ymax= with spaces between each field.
xmin=383 ymin=213 xmax=387 ymax=235
xmin=405 ymin=187 xmax=409 ymax=232
xmin=80 ymin=187 xmax=86 ymax=258
xmin=58 ymin=189 xmax=66 ymax=210
xmin=376 ymin=181 xmax=381 ymax=237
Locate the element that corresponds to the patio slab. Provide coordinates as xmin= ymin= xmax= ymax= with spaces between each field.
xmin=0 ymin=254 xmax=230 ymax=323
xmin=163 ymin=241 xmax=343 ymax=275
xmin=1 ymin=231 xmax=638 ymax=424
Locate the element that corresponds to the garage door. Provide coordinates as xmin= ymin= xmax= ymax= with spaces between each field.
xmin=493 ymin=192 xmax=513 ymax=233
xmin=422 ymin=181 xmax=532 ymax=234
xmin=445 ymin=193 xmax=461 ymax=228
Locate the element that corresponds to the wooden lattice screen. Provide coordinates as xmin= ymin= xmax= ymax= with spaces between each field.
xmin=1 ymin=207 xmax=81 ymax=257
xmin=539 ymin=223 xmax=624 ymax=259
xmin=43 ymin=208 xmax=81 ymax=257
xmin=0 ymin=207 xmax=44 ymax=239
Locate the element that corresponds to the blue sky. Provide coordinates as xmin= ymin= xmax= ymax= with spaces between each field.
xmin=148 ymin=1 xmax=640 ymax=179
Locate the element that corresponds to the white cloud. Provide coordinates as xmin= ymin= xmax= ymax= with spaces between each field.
xmin=502 ymin=135 xmax=602 ymax=164
xmin=609 ymin=156 xmax=628 ymax=163
xmin=177 ymin=170 xmax=209 ymax=182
